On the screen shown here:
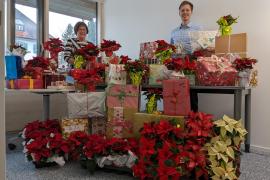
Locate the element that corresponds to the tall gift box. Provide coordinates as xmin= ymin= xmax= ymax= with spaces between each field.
xmin=196 ymin=56 xmax=237 ymax=86
xmin=133 ymin=113 xmax=185 ymax=138
xmin=60 ymin=118 xmax=89 ymax=138
xmin=215 ymin=33 xmax=247 ymax=58
xmin=106 ymin=107 xmax=137 ymax=139
xmin=106 ymin=84 xmax=139 ymax=110
xmin=67 ymin=92 xmax=106 ymax=119
xmin=5 ymin=55 xmax=23 ymax=80
xmin=163 ymin=78 xmax=191 ymax=116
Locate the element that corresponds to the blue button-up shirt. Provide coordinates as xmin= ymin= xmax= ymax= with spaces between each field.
xmin=170 ymin=22 xmax=202 ymax=54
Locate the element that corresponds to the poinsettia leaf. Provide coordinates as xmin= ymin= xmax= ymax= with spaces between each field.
xmin=226 ymin=147 xmax=235 ymax=160
xmin=212 ymin=167 xmax=226 ymax=176
xmin=164 ymin=159 xmax=174 ymax=167
xmin=220 ymin=153 xmax=229 ymax=163
xmin=214 ymin=119 xmax=226 ymax=127
xmin=233 ymin=136 xmax=241 ymax=146
xmin=220 ymin=127 xmax=227 ymax=137
xmin=226 ymin=138 xmax=232 ymax=146
xmin=212 ymin=175 xmax=221 ymax=180
xmin=227 ymin=171 xmax=238 ymax=180
xmin=225 ymin=125 xmax=234 ymax=133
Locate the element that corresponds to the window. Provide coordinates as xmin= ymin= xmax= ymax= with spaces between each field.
xmin=15 ymin=2 xmax=37 ymax=60
xmin=49 ymin=0 xmax=97 ymax=67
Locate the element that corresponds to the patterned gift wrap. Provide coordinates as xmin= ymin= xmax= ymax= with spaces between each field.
xmin=89 ymin=116 xmax=107 ymax=135
xmin=61 ymin=118 xmax=89 ymax=138
xmin=7 ymin=78 xmax=43 ymax=89
xmin=139 ymin=42 xmax=158 ymax=60
xmin=163 ymin=78 xmax=191 ymax=116
xmin=196 ymin=56 xmax=237 ymax=86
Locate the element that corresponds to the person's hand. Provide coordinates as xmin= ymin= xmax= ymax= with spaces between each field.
xmin=68 ymin=57 xmax=75 ymax=64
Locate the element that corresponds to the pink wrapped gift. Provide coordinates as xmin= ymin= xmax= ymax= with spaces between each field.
xmin=14 ymin=79 xmax=43 ymax=89
xmin=106 ymin=84 xmax=139 ymax=110
xmin=163 ymin=79 xmax=191 ymax=116
xmin=196 ymin=56 xmax=237 ymax=86
xmin=139 ymin=41 xmax=158 ymax=60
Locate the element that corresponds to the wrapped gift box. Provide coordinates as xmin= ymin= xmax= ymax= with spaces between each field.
xmin=5 ymin=55 xmax=23 ymax=80
xmin=132 ymin=113 xmax=185 ymax=138
xmin=149 ymin=64 xmax=164 ymax=85
xmin=43 ymin=73 xmax=66 ymax=88
xmin=215 ymin=33 xmax=247 ymax=58
xmin=139 ymin=41 xmax=158 ymax=60
xmin=163 ymin=78 xmax=191 ymax=116
xmin=67 ymin=92 xmax=106 ymax=119
xmin=108 ymin=64 xmax=127 ymax=85
xmin=189 ymin=31 xmax=217 ymax=53
xmin=89 ymin=116 xmax=107 ymax=135
xmin=7 ymin=78 xmax=43 ymax=89
xmin=106 ymin=84 xmax=139 ymax=110
xmin=106 ymin=107 xmax=137 ymax=139
xmin=61 ymin=118 xmax=89 ymax=138
xmin=196 ymin=56 xmax=237 ymax=86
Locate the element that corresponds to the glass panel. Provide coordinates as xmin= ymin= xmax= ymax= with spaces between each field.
xmin=15 ymin=3 xmax=37 ymax=60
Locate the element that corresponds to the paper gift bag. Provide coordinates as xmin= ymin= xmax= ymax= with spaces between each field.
xmin=5 ymin=55 xmax=23 ymax=80
xmin=61 ymin=118 xmax=89 ymax=138
xmin=196 ymin=56 xmax=237 ymax=86
xmin=163 ymin=79 xmax=191 ymax=116
xmin=106 ymin=107 xmax=137 ymax=139
xmin=189 ymin=31 xmax=217 ymax=52
xmin=139 ymin=41 xmax=158 ymax=60
xmin=215 ymin=33 xmax=247 ymax=58
xmin=108 ymin=64 xmax=127 ymax=85
xmin=67 ymin=92 xmax=106 ymax=119
xmin=133 ymin=113 xmax=185 ymax=138
xmin=149 ymin=64 xmax=164 ymax=85
xmin=106 ymin=84 xmax=139 ymax=110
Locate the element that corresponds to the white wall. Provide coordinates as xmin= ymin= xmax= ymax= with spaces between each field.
xmin=104 ymin=0 xmax=270 ymax=150
xmin=0 ymin=0 xmax=6 ymax=179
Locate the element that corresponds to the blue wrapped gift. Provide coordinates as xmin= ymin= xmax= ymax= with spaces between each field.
xmin=5 ymin=55 xmax=23 ymax=80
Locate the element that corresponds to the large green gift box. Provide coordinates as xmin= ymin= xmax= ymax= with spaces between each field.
xmin=132 ymin=113 xmax=185 ymax=138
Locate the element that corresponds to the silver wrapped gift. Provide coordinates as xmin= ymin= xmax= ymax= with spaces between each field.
xmin=67 ymin=92 xmax=106 ymax=118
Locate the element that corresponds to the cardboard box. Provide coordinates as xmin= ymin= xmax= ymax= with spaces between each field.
xmin=132 ymin=113 xmax=185 ymax=138
xmin=215 ymin=33 xmax=247 ymax=57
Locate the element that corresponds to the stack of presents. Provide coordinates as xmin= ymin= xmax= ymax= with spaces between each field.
xmin=5 ymin=15 xmax=257 ymax=178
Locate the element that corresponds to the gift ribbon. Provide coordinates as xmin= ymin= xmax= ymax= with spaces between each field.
xmin=10 ymin=80 xmax=14 ymax=89
xmin=29 ymin=79 xmax=34 ymax=89
xmin=107 ymin=85 xmax=138 ymax=106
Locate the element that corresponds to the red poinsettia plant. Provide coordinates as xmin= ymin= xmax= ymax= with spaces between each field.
xmin=70 ymin=69 xmax=103 ymax=91
xmin=43 ymin=38 xmax=64 ymax=59
xmin=75 ymin=42 xmax=100 ymax=61
xmin=21 ymin=120 xmax=70 ymax=167
xmin=25 ymin=56 xmax=50 ymax=70
xmin=119 ymin=55 xmax=131 ymax=64
xmin=233 ymin=58 xmax=257 ymax=71
xmin=100 ymin=39 xmax=121 ymax=57
xmin=143 ymin=88 xmax=163 ymax=101
xmin=155 ymin=40 xmax=176 ymax=53
xmin=164 ymin=56 xmax=197 ymax=74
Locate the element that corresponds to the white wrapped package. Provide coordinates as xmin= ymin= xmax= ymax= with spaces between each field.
xmin=189 ymin=31 xmax=218 ymax=52
xmin=67 ymin=92 xmax=106 ymax=118
xmin=108 ymin=64 xmax=127 ymax=85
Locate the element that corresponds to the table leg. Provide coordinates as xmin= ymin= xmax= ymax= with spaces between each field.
xmin=245 ymin=91 xmax=251 ymax=153
xmin=43 ymin=94 xmax=50 ymax=120
xmin=234 ymin=89 xmax=242 ymax=120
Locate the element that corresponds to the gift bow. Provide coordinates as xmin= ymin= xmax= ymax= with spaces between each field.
xmin=108 ymin=85 xmax=138 ymax=106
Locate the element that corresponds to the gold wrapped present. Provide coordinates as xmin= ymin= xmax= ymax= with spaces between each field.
xmin=106 ymin=107 xmax=137 ymax=139
xmin=132 ymin=113 xmax=185 ymax=138
xmin=61 ymin=118 xmax=89 ymax=138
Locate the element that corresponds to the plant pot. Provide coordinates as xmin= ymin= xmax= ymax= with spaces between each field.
xmin=185 ymin=74 xmax=196 ymax=86
xmin=33 ymin=161 xmax=57 ymax=169
xmin=146 ymin=95 xmax=157 ymax=114
xmin=129 ymin=72 xmax=143 ymax=86
xmin=238 ymin=70 xmax=251 ymax=87
xmin=86 ymin=159 xmax=97 ymax=174
xmin=220 ymin=25 xmax=232 ymax=36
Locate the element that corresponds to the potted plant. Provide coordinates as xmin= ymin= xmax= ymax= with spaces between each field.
xmin=124 ymin=60 xmax=148 ymax=86
xmin=217 ymin=15 xmax=238 ymax=36
xmin=143 ymin=88 xmax=163 ymax=114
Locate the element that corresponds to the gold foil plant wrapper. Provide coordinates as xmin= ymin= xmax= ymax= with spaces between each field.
xmin=61 ymin=118 xmax=89 ymax=138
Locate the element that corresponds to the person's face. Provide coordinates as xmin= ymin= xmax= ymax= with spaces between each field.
xmin=77 ymin=26 xmax=87 ymax=40
xmin=179 ymin=4 xmax=192 ymax=23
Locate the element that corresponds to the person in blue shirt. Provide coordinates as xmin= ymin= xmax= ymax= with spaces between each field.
xmin=170 ymin=1 xmax=201 ymax=112
xmin=170 ymin=0 xmax=202 ymax=54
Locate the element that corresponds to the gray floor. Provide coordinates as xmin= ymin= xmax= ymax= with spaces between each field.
xmin=6 ymin=133 xmax=270 ymax=180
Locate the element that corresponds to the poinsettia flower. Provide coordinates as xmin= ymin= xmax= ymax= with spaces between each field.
xmin=139 ymin=137 xmax=156 ymax=157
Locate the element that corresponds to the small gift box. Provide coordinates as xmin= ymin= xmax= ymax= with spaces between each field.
xmin=163 ymin=78 xmax=191 ymax=116
xmin=89 ymin=116 xmax=107 ymax=135
xmin=196 ymin=55 xmax=237 ymax=86
xmin=43 ymin=73 xmax=66 ymax=88
xmin=139 ymin=41 xmax=158 ymax=60
xmin=132 ymin=113 xmax=185 ymax=138
xmin=106 ymin=84 xmax=139 ymax=110
xmin=108 ymin=64 xmax=127 ymax=85
xmin=61 ymin=118 xmax=89 ymax=138
xmin=14 ymin=78 xmax=43 ymax=89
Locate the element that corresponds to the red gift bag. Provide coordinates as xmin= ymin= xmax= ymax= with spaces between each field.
xmin=163 ymin=78 xmax=191 ymax=116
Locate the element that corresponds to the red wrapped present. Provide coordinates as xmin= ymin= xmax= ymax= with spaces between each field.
xmin=14 ymin=78 xmax=43 ymax=89
xmin=163 ymin=78 xmax=191 ymax=116
xmin=106 ymin=84 xmax=139 ymax=110
xmin=196 ymin=56 xmax=237 ymax=86
xmin=139 ymin=41 xmax=158 ymax=60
